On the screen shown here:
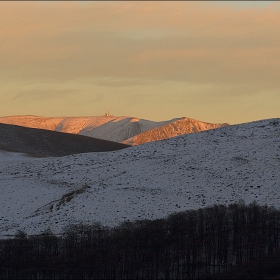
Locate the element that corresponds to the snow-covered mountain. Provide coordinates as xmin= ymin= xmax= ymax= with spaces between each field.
xmin=123 ymin=117 xmax=228 ymax=145
xmin=0 ymin=118 xmax=279 ymax=238
xmin=0 ymin=115 xmax=64 ymax=131
xmin=0 ymin=115 xmax=228 ymax=145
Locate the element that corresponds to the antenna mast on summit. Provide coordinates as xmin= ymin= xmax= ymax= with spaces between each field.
xmin=104 ymin=108 xmax=112 ymax=117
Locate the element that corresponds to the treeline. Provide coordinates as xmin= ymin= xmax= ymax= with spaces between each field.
xmin=1 ymin=202 xmax=280 ymax=279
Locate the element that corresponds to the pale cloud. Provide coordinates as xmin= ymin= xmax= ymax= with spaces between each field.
xmin=94 ymin=78 xmax=159 ymax=88
xmin=11 ymin=89 xmax=80 ymax=102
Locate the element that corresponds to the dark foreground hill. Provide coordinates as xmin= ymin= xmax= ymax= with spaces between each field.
xmin=0 ymin=123 xmax=129 ymax=157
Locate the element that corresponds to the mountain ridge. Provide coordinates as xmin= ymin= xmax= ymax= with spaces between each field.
xmin=123 ymin=116 xmax=229 ymax=145
xmin=0 ymin=115 xmax=229 ymax=145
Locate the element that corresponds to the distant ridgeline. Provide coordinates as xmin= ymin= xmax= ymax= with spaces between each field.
xmin=0 ymin=115 xmax=229 ymax=145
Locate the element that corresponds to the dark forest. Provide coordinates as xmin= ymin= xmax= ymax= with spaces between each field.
xmin=1 ymin=202 xmax=280 ymax=279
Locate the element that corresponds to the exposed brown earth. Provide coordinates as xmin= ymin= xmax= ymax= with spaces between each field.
xmin=0 ymin=123 xmax=129 ymax=157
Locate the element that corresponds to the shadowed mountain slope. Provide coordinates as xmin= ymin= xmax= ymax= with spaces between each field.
xmin=0 ymin=123 xmax=129 ymax=157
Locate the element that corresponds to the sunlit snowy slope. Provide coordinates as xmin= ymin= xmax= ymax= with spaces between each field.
xmin=0 ymin=115 xmax=227 ymax=145
xmin=123 ymin=117 xmax=228 ymax=145
xmin=0 ymin=118 xmax=279 ymax=238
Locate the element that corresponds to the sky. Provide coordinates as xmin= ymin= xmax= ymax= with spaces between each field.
xmin=0 ymin=1 xmax=279 ymax=124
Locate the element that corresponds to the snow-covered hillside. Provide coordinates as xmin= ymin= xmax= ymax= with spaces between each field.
xmin=0 ymin=115 xmax=64 ymax=131
xmin=0 ymin=115 xmax=227 ymax=144
xmin=0 ymin=150 xmax=31 ymax=162
xmin=77 ymin=116 xmax=174 ymax=142
xmin=0 ymin=118 xmax=279 ymax=238
xmin=0 ymin=115 xmax=175 ymax=142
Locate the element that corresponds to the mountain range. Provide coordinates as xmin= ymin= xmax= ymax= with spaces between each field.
xmin=0 ymin=115 xmax=228 ymax=145
xmin=0 ymin=116 xmax=279 ymax=238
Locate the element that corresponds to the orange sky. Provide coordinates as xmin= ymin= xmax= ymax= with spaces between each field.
xmin=0 ymin=1 xmax=279 ymax=124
